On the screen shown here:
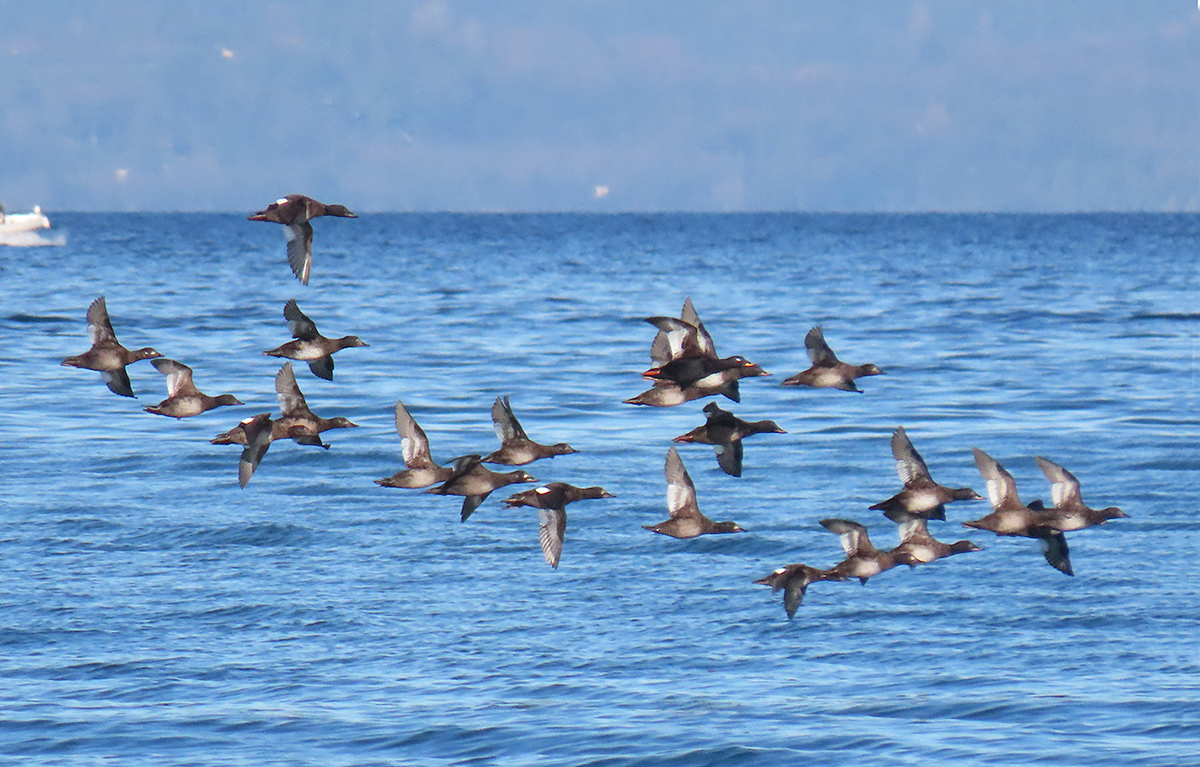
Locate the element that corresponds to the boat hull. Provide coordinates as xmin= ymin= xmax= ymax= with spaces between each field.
xmin=0 ymin=207 xmax=51 ymax=234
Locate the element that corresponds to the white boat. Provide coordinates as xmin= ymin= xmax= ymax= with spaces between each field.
xmin=0 ymin=204 xmax=51 ymax=234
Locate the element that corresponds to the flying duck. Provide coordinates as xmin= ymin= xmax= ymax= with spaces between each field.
xmin=869 ymin=426 xmax=982 ymax=520
xmin=627 ymin=298 xmax=767 ymax=406
xmin=781 ymin=326 xmax=882 ymax=392
xmin=755 ymin=564 xmax=846 ymax=618
xmin=235 ymin=413 xmax=275 ymax=488
xmin=263 ymin=299 xmax=367 ymax=381
xmin=503 ymin=482 xmax=615 ymax=569
xmin=643 ymin=447 xmax=745 ymax=538
xmin=963 ymin=448 xmax=1074 ymax=576
xmin=672 ymin=401 xmax=786 ymax=477
xmin=885 ymin=508 xmax=982 ymax=566
xmin=143 ymin=359 xmax=242 ymax=418
xmin=427 ymin=455 xmax=537 ymax=522
xmin=273 ymin=362 xmax=358 ymax=446
xmin=483 ymin=396 xmax=577 ymax=465
xmin=376 ymin=400 xmax=455 ymax=489
xmin=61 ymin=296 xmax=162 ymax=398
xmin=820 ymin=518 xmax=898 ymax=584
xmin=248 ymin=194 xmax=357 ymax=285
xmin=1031 ymin=456 xmax=1128 ymax=530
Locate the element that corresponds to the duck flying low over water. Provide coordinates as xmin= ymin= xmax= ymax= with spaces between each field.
xmin=503 ymin=482 xmax=615 ymax=569
xmin=820 ymin=519 xmax=898 ymax=584
xmin=643 ymin=348 xmax=766 ymax=392
xmin=755 ymin=564 xmax=846 ymax=618
xmin=781 ymin=326 xmax=882 ymax=392
xmin=672 ymin=401 xmax=786 ymax=477
xmin=643 ymin=298 xmax=770 ymax=391
xmin=143 ymin=359 xmax=242 ymax=418
xmin=263 ymin=299 xmax=367 ymax=381
xmin=483 ymin=396 xmax=577 ymax=465
xmin=623 ymin=378 xmax=742 ymax=407
xmin=641 ymin=318 xmax=767 ymax=391
xmin=644 ymin=447 xmax=745 ymax=538
xmin=248 ymin=194 xmax=357 ymax=285
xmin=869 ymin=426 xmax=982 ymax=520
xmin=236 ymin=413 xmax=275 ymax=488
xmin=963 ymin=448 xmax=1074 ymax=576
xmin=376 ymin=400 xmax=455 ymax=489
xmin=211 ymin=414 xmax=329 ymax=449
xmin=1030 ymin=456 xmax=1128 ymax=530
xmin=884 ymin=508 xmax=982 ymax=566
xmin=212 ymin=365 xmax=356 ymax=485
xmin=272 ymin=362 xmax=358 ymax=446
xmin=627 ymin=298 xmax=767 ymax=406
xmin=646 ymin=298 xmax=717 ymax=362
xmin=428 ymin=454 xmax=537 ymax=522
xmin=61 ymin=296 xmax=162 ymax=398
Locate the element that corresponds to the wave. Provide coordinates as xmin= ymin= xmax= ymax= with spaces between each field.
xmin=0 ymin=230 xmax=67 ymax=247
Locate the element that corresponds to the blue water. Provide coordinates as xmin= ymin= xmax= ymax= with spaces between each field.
xmin=2 ymin=213 xmax=1198 ymax=765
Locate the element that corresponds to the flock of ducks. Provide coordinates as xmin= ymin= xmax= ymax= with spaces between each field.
xmin=58 ymin=195 xmax=1129 ymax=618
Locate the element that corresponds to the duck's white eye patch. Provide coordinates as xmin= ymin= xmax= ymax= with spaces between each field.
xmin=773 ymin=567 xmax=786 ymax=575
xmin=275 ymin=197 xmax=289 ymax=205
xmin=536 ymin=486 xmax=551 ymax=494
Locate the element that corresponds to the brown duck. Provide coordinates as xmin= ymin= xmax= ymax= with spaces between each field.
xmin=781 ymin=326 xmax=882 ymax=392
xmin=884 ymin=508 xmax=982 ymax=566
xmin=272 ymin=362 xmax=358 ymax=446
xmin=61 ymin=296 xmax=161 ymax=398
xmin=483 ymin=396 xmax=577 ymax=465
xmin=755 ymin=564 xmax=846 ymax=618
xmin=643 ymin=447 xmax=745 ymax=538
xmin=503 ymin=482 xmax=615 ymax=569
xmin=262 ymin=299 xmax=367 ymax=381
xmin=673 ymin=401 xmax=786 ymax=477
xmin=627 ymin=298 xmax=767 ymax=406
xmin=428 ymin=455 xmax=536 ymax=522
xmin=143 ymin=359 xmax=242 ymax=418
xmin=869 ymin=426 xmax=982 ymax=520
xmin=1031 ymin=456 xmax=1128 ymax=531
xmin=376 ymin=400 xmax=454 ymax=489
xmin=248 ymin=194 xmax=357 ymax=285
xmin=963 ymin=448 xmax=1074 ymax=576
xmin=235 ymin=413 xmax=275 ymax=489
xmin=820 ymin=519 xmax=898 ymax=584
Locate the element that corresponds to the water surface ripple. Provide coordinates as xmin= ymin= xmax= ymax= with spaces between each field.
xmin=1 ymin=213 xmax=1197 ymax=765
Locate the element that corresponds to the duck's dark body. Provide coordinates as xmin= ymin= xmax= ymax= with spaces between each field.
xmin=673 ymin=401 xmax=785 ymax=476
xmin=428 ymin=455 xmax=536 ymax=522
xmin=248 ymin=194 xmax=357 ymax=285
xmin=143 ymin=358 xmax=242 ymax=418
xmin=263 ymin=299 xmax=367 ymax=381
xmin=781 ymin=326 xmax=881 ymax=392
xmin=482 ymin=396 xmax=577 ymax=465
xmin=503 ymin=483 xmax=614 ymax=569
xmin=644 ymin=447 xmax=745 ymax=538
xmin=755 ymin=564 xmax=846 ymax=618
xmin=628 ymin=299 xmax=768 ymax=407
xmin=61 ymin=296 xmax=162 ymax=398
xmin=869 ymin=427 xmax=982 ymax=520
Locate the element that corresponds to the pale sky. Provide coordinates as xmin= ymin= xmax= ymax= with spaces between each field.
xmin=1 ymin=1 xmax=1198 ymax=212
